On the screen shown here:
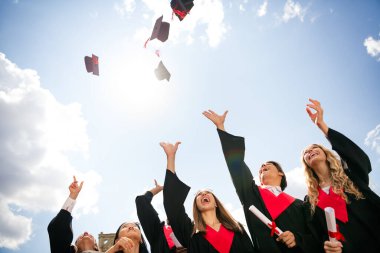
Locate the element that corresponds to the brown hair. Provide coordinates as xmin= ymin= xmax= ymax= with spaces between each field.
xmin=302 ymin=144 xmax=364 ymax=213
xmin=192 ymin=192 xmax=243 ymax=235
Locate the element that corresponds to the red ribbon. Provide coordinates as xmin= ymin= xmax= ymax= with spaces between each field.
xmin=328 ymin=225 xmax=345 ymax=242
xmin=269 ymin=221 xmax=277 ymax=237
xmin=172 ymin=9 xmax=188 ymax=20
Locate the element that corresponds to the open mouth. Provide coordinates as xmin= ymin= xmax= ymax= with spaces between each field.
xmin=201 ymin=196 xmax=210 ymax=204
xmin=309 ymin=152 xmax=318 ymax=160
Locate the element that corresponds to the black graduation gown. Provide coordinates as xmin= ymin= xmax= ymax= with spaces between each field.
xmin=163 ymin=170 xmax=255 ymax=253
xmin=308 ymin=128 xmax=380 ymax=253
xmin=217 ymin=129 xmax=321 ymax=253
xmin=135 ymin=191 xmax=177 ymax=253
xmin=47 ymin=209 xmax=76 ymax=253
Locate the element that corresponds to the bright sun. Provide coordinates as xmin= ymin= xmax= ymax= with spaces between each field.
xmin=103 ymin=48 xmax=173 ymax=119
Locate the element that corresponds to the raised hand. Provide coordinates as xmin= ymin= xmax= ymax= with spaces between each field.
xmin=150 ymin=179 xmax=163 ymax=196
xmin=69 ymin=176 xmax=83 ymax=200
xmin=306 ymin=98 xmax=328 ymax=136
xmin=202 ymin=110 xmax=228 ymax=131
xmin=159 ymin=141 xmax=181 ymax=158
xmin=160 ymin=142 xmax=181 ymax=173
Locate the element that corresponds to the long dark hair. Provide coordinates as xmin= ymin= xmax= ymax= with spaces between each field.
xmin=113 ymin=222 xmax=149 ymax=253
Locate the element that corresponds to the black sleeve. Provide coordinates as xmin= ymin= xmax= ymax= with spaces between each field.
xmin=293 ymin=202 xmax=324 ymax=253
xmin=327 ymin=128 xmax=372 ymax=185
xmin=47 ymin=209 xmax=75 ymax=253
xmin=217 ymin=129 xmax=255 ymax=205
xmin=135 ymin=191 xmax=163 ymax=247
xmin=163 ymin=170 xmax=193 ymax=248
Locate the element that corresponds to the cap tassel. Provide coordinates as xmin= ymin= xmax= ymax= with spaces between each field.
xmin=144 ymin=37 xmax=151 ymax=48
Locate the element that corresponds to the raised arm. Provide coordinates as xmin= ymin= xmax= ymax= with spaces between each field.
xmin=48 ymin=176 xmax=84 ymax=253
xmin=307 ymin=98 xmax=371 ymax=184
xmin=203 ymin=110 xmax=255 ymax=205
xmin=160 ymin=142 xmax=193 ymax=248
xmin=135 ymin=180 xmax=164 ymax=247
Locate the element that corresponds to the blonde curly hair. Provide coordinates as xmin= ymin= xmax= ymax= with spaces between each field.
xmin=301 ymin=144 xmax=364 ymax=213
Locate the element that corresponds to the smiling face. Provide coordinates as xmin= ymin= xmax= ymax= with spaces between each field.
xmin=195 ymin=190 xmax=216 ymax=212
xmin=259 ymin=162 xmax=284 ymax=186
xmin=303 ymin=144 xmax=327 ymax=168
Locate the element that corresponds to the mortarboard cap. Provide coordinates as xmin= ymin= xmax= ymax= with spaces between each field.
xmin=150 ymin=15 xmax=170 ymax=43
xmin=171 ymin=0 xmax=194 ymax=21
xmin=155 ymin=61 xmax=171 ymax=81
xmin=84 ymin=54 xmax=99 ymax=76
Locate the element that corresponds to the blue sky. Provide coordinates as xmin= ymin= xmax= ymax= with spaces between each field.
xmin=0 ymin=0 xmax=380 ymax=252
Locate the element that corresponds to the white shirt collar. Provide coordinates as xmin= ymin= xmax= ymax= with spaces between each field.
xmin=261 ymin=185 xmax=282 ymax=196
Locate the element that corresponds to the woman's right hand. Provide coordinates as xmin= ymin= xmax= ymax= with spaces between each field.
xmin=159 ymin=142 xmax=181 ymax=158
xmin=160 ymin=142 xmax=181 ymax=174
xmin=202 ymin=109 xmax=228 ymax=131
xmin=68 ymin=176 xmax=83 ymax=200
xmin=306 ymin=98 xmax=329 ymax=136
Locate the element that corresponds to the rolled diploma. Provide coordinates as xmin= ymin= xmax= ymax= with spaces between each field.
xmin=249 ymin=205 xmax=283 ymax=235
xmin=324 ymin=207 xmax=337 ymax=242
xmin=169 ymin=231 xmax=182 ymax=248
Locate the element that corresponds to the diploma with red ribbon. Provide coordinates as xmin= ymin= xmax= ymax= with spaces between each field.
xmin=249 ymin=205 xmax=283 ymax=236
xmin=324 ymin=207 xmax=345 ymax=242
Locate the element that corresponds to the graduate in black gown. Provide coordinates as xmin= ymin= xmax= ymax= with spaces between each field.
xmin=48 ymin=176 xmax=100 ymax=253
xmin=203 ymin=110 xmax=321 ymax=253
xmin=161 ymin=141 xmax=255 ymax=253
xmin=301 ymin=98 xmax=380 ymax=253
xmin=135 ymin=179 xmax=186 ymax=253
xmin=105 ymin=222 xmax=149 ymax=253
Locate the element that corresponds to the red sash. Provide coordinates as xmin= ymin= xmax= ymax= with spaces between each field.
xmin=204 ymin=224 xmax=234 ymax=253
xmin=259 ymin=187 xmax=295 ymax=220
xmin=317 ymin=187 xmax=348 ymax=223
xmin=163 ymin=225 xmax=175 ymax=249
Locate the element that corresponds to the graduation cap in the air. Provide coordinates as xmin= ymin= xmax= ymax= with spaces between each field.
xmin=155 ymin=61 xmax=171 ymax=81
xmin=84 ymin=54 xmax=99 ymax=76
xmin=171 ymin=0 xmax=194 ymax=21
xmin=145 ymin=16 xmax=170 ymax=48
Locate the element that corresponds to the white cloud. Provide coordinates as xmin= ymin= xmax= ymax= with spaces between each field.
xmin=134 ymin=0 xmax=227 ymax=48
xmin=239 ymin=4 xmax=246 ymax=12
xmin=115 ymin=0 xmax=136 ymax=16
xmin=257 ymin=0 xmax=268 ymax=17
xmin=0 ymin=201 xmax=32 ymax=250
xmin=0 ymin=53 xmax=101 ymax=249
xmin=282 ymin=0 xmax=306 ymax=23
xmin=283 ymin=167 xmax=308 ymax=199
xmin=364 ymin=35 xmax=380 ymax=61
xmin=365 ymin=124 xmax=380 ymax=155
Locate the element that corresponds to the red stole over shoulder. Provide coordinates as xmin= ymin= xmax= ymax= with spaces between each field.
xmin=317 ymin=187 xmax=348 ymax=223
xmin=204 ymin=224 xmax=234 ymax=253
xmin=258 ymin=186 xmax=295 ymax=220
xmin=163 ymin=225 xmax=175 ymax=249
